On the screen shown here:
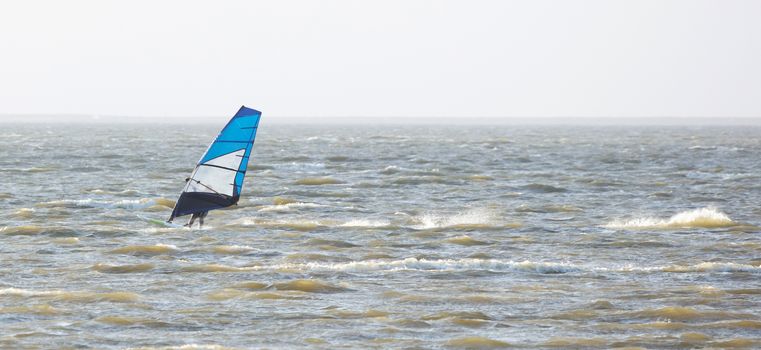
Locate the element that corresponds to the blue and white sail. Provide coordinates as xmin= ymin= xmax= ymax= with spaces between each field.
xmin=169 ymin=106 xmax=261 ymax=221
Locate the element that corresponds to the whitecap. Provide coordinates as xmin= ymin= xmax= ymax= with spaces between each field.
xmin=604 ymin=207 xmax=735 ymax=229
xmin=257 ymin=202 xmax=327 ymax=212
xmin=339 ymin=219 xmax=392 ymax=228
xmin=271 ymin=258 xmax=582 ymax=274
xmin=409 ymin=208 xmax=504 ymax=229
xmin=175 ymin=258 xmax=761 ymax=275
xmin=39 ymin=198 xmax=161 ymax=210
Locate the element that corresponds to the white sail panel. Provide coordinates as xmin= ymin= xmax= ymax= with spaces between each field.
xmin=204 ymin=149 xmax=245 ymax=170
xmin=184 ymin=149 xmax=246 ymax=196
xmin=185 ymin=166 xmax=234 ymax=196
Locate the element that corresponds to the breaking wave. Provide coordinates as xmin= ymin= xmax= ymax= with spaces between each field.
xmin=257 ymin=201 xmax=326 ymax=212
xmin=230 ymin=210 xmax=510 ymax=231
xmin=178 ymin=258 xmax=761 ymax=275
xmin=339 ymin=219 xmax=392 ymax=228
xmin=38 ymin=197 xmax=174 ymax=210
xmin=231 ymin=218 xmax=328 ymax=231
xmin=0 ymin=288 xmax=139 ymax=303
xmin=604 ymin=207 xmax=736 ymax=229
xmin=181 ymin=258 xmax=582 ymax=274
xmin=660 ymin=262 xmax=761 ymax=273
xmin=409 ymin=208 xmax=513 ymax=230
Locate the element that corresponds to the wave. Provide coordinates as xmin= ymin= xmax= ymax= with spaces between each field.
xmin=516 ymin=204 xmax=582 ymax=213
xmin=231 ymin=218 xmax=328 ymax=231
xmin=312 ymin=258 xmax=581 ymax=274
xmin=466 ymin=174 xmax=494 ymax=181
xmin=0 ymin=288 xmax=139 ymax=303
xmin=294 ymin=177 xmax=344 ymax=185
xmin=339 ymin=219 xmax=392 ymax=228
xmin=96 ymin=315 xmax=171 ymax=328
xmin=229 ymin=281 xmax=268 ymax=290
xmin=284 ymin=190 xmax=351 ymax=198
xmin=422 ymin=311 xmax=491 ymax=321
xmin=12 ymin=208 xmax=35 ymax=218
xmin=87 ymin=189 xmax=141 ymax=196
xmin=126 ymin=345 xmax=238 ymax=350
xmin=235 ymin=215 xmax=395 ymax=229
xmin=92 ymin=263 xmax=155 ymax=274
xmin=325 ymin=155 xmax=354 ymax=162
xmin=0 ymin=304 xmax=61 ymax=315
xmin=208 ymin=245 xmax=256 ymax=255
xmin=543 ymin=337 xmax=608 ymax=348
xmin=3 ymin=166 xmax=58 ymax=173
xmin=233 ymin=208 xmax=516 ymax=231
xmin=523 ymin=183 xmax=567 ymax=193
xmin=409 ymin=208 xmax=514 ymax=230
xmin=37 ymin=197 xmax=174 ymax=210
xmin=304 ymin=238 xmax=359 ymax=248
xmin=689 ymin=145 xmax=718 ymax=151
xmin=628 ymin=306 xmax=752 ymax=321
xmin=257 ymin=201 xmax=326 ymax=213
xmin=177 ymin=258 xmax=761 ymax=276
xmin=1 ymin=225 xmax=44 ymax=235
xmin=445 ymin=235 xmax=491 ymax=246
xmin=180 ymin=258 xmax=581 ymax=274
xmin=1 ymin=225 xmax=77 ymax=236
xmin=604 ymin=207 xmax=736 ymax=229
xmin=380 ymin=165 xmax=401 ymax=174
xmin=273 ymin=279 xmax=349 ymax=293
xmin=445 ymin=337 xmax=510 ymax=349
xmin=391 ymin=176 xmax=453 ymax=185
xmin=272 ymin=196 xmax=297 ymax=205
xmin=660 ymin=262 xmax=761 ymax=273
xmin=285 ymin=253 xmax=350 ymax=262
xmin=108 ymin=244 xmax=178 ymax=256
xmin=181 ymin=264 xmax=253 ymax=273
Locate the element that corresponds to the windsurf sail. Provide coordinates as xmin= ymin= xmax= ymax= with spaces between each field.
xmin=168 ymin=106 xmax=261 ymax=221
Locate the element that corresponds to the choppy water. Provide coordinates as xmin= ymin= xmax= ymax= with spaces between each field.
xmin=1 ymin=122 xmax=760 ymax=349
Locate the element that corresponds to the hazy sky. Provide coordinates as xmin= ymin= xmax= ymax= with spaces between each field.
xmin=1 ymin=0 xmax=759 ymax=119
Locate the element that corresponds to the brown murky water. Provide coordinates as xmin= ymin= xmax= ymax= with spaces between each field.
xmin=1 ymin=123 xmax=760 ymax=349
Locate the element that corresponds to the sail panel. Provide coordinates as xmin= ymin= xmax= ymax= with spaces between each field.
xmin=203 ymin=149 xmax=246 ymax=170
xmin=200 ymin=114 xmax=260 ymax=163
xmin=187 ymin=164 xmax=235 ymax=196
xmin=171 ymin=192 xmax=236 ymax=218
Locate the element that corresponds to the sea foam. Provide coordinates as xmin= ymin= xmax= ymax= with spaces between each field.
xmin=604 ymin=207 xmax=735 ymax=229
xmin=179 ymin=258 xmax=761 ymax=275
xmin=410 ymin=208 xmax=507 ymax=229
xmin=257 ymin=202 xmax=326 ymax=212
xmin=275 ymin=258 xmax=582 ymax=274
xmin=339 ymin=219 xmax=392 ymax=228
xmin=38 ymin=198 xmax=173 ymax=210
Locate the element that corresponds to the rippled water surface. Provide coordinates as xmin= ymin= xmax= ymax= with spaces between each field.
xmin=1 ymin=122 xmax=760 ymax=349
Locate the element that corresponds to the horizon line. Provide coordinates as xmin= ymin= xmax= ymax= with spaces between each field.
xmin=2 ymin=114 xmax=761 ymax=125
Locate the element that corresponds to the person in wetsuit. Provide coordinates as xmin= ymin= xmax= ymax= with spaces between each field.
xmin=185 ymin=211 xmax=208 ymax=228
xmin=166 ymin=177 xmax=209 ymax=228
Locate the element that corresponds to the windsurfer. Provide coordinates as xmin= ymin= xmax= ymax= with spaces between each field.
xmin=164 ymin=106 xmax=261 ymax=228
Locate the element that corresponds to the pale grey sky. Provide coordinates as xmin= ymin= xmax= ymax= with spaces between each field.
xmin=1 ymin=0 xmax=759 ymax=119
